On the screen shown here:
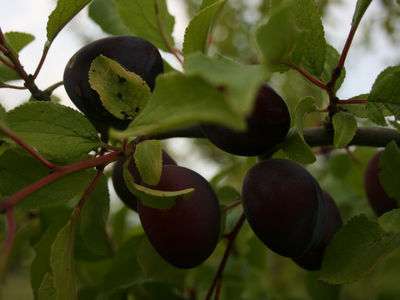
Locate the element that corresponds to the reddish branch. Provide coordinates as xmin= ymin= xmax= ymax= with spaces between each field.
xmin=223 ymin=200 xmax=242 ymax=212
xmin=0 ymin=151 xmax=120 ymax=213
xmin=337 ymin=99 xmax=368 ymax=105
xmin=289 ymin=64 xmax=327 ymax=90
xmin=205 ymin=214 xmax=246 ymax=300
xmin=33 ymin=45 xmax=50 ymax=80
xmin=0 ymin=82 xmax=26 ymax=90
xmin=0 ymin=124 xmax=57 ymax=169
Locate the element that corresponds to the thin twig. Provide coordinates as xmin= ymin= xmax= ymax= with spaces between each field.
xmin=205 ymin=214 xmax=246 ymax=300
xmin=0 ymin=54 xmax=15 ymax=69
xmin=288 ymin=63 xmax=327 ymax=90
xmin=0 ymin=123 xmax=57 ymax=169
xmin=32 ymin=44 xmax=50 ymax=79
xmin=0 ymin=151 xmax=120 ymax=213
xmin=0 ymin=208 xmax=16 ymax=282
xmin=42 ymin=81 xmax=63 ymax=96
xmin=154 ymin=0 xmax=183 ymax=65
xmin=0 ymin=82 xmax=26 ymax=90
xmin=214 ymin=279 xmax=222 ymax=300
xmin=75 ymin=169 xmax=104 ymax=214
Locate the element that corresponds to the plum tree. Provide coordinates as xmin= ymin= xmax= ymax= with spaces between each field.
xmin=364 ymin=152 xmax=398 ymax=216
xmin=138 ymin=165 xmax=221 ymax=269
xmin=201 ymin=84 xmax=290 ymax=156
xmin=242 ymin=159 xmax=338 ymax=270
xmin=64 ymin=36 xmax=163 ymax=131
xmin=112 ymin=151 xmax=176 ymax=211
xmin=292 ymin=191 xmax=342 ymax=270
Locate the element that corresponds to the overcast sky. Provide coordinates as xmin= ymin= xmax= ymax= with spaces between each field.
xmin=0 ymin=0 xmax=398 ymax=178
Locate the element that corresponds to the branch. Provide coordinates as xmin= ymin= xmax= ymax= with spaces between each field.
xmin=303 ymin=127 xmax=400 ymax=148
xmin=337 ymin=98 xmax=368 ymax=105
xmin=0 ymin=151 xmax=120 ymax=213
xmin=149 ymin=126 xmax=400 ymax=149
xmin=0 ymin=82 xmax=26 ymax=90
xmin=32 ymin=44 xmax=50 ymax=79
xmin=0 ymin=123 xmax=57 ymax=169
xmin=223 ymin=200 xmax=242 ymax=212
xmin=0 ymin=208 xmax=16 ymax=282
xmin=205 ymin=214 xmax=246 ymax=300
xmin=288 ymin=64 xmax=327 ymax=90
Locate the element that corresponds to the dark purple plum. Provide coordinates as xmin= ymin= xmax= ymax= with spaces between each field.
xmin=364 ymin=152 xmax=398 ymax=217
xmin=292 ymin=191 xmax=343 ymax=270
xmin=112 ymin=151 xmax=176 ymax=211
xmin=242 ymin=159 xmax=325 ymax=258
xmin=201 ymin=84 xmax=290 ymax=156
xmin=138 ymin=165 xmax=220 ymax=269
xmin=64 ymin=36 xmax=163 ymax=131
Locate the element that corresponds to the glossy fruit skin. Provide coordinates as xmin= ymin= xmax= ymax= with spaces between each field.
xmin=364 ymin=152 xmax=398 ymax=217
xmin=112 ymin=151 xmax=176 ymax=211
xmin=138 ymin=165 xmax=221 ymax=269
xmin=242 ymin=159 xmax=325 ymax=258
xmin=292 ymin=191 xmax=342 ymax=270
xmin=201 ymin=84 xmax=290 ymax=156
xmin=64 ymin=36 xmax=163 ymax=131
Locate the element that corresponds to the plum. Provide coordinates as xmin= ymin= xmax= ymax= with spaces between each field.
xmin=201 ymin=84 xmax=290 ymax=156
xmin=64 ymin=36 xmax=163 ymax=131
xmin=138 ymin=165 xmax=221 ymax=268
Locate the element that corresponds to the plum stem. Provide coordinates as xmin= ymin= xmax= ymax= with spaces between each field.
xmin=205 ymin=213 xmax=246 ymax=300
xmin=32 ymin=44 xmax=50 ymax=80
xmin=0 ymin=82 xmax=27 ymax=90
xmin=0 ymin=150 xmax=120 ymax=213
xmin=337 ymin=98 xmax=368 ymax=105
xmin=223 ymin=200 xmax=242 ymax=212
xmin=0 ymin=123 xmax=57 ymax=169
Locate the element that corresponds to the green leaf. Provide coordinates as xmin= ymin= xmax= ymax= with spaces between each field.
xmin=332 ymin=112 xmax=357 ymax=148
xmin=379 ymin=209 xmax=400 ymax=233
xmin=31 ymin=207 xmax=72 ymax=296
xmin=183 ymin=0 xmax=226 ymax=57
xmin=0 ymin=65 xmax=19 ymax=82
xmin=122 ymin=161 xmax=193 ymax=209
xmin=37 ymin=273 xmax=57 ymax=300
xmin=47 ymin=0 xmax=91 ymax=42
xmin=88 ymin=0 xmax=129 ymax=35
xmin=50 ymin=215 xmax=78 ymax=300
xmin=4 ymin=31 xmax=35 ymax=53
xmin=114 ymin=0 xmax=175 ymax=52
xmin=352 ymin=0 xmax=373 ymax=27
xmin=200 ymin=0 xmax=219 ymax=10
xmin=257 ymin=0 xmax=326 ymax=76
xmin=89 ymin=55 xmax=151 ymax=121
xmin=319 ymin=215 xmax=400 ymax=284
xmin=306 ymin=273 xmax=340 ymax=300
xmin=184 ymin=53 xmax=266 ymax=115
xmin=367 ymin=66 xmax=400 ymax=125
xmin=78 ymin=176 xmax=113 ymax=259
xmin=6 ymin=102 xmax=101 ymax=162
xmin=0 ymin=149 xmax=93 ymax=210
xmin=134 ymin=140 xmax=162 ymax=185
xmin=112 ymin=72 xmax=244 ymax=139
xmin=281 ymin=129 xmax=316 ymax=164
xmin=294 ymin=97 xmax=317 ymax=133
xmin=379 ymin=142 xmax=400 ymax=201
xmin=102 ymin=236 xmax=146 ymax=292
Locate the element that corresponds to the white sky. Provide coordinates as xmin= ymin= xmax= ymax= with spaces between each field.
xmin=0 ymin=0 xmax=398 ymax=178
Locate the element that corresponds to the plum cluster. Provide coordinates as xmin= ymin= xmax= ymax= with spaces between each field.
xmin=242 ymin=159 xmax=342 ymax=270
xmin=64 ymin=35 xmax=342 ymax=271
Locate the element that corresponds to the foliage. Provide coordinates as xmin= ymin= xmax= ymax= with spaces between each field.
xmin=1 ymin=0 xmax=400 ymax=299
